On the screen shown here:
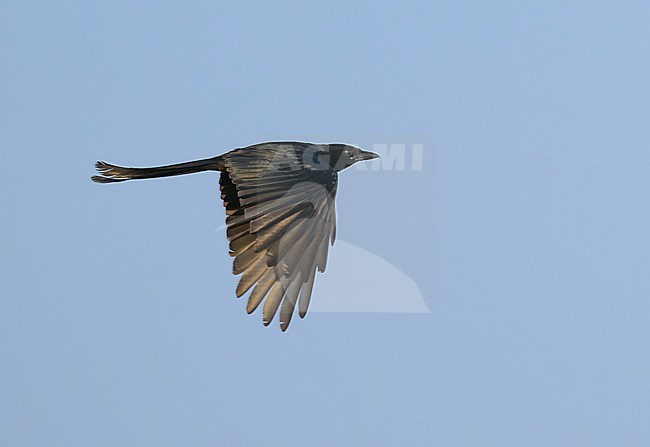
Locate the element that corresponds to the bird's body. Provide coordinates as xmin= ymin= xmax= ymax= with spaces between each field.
xmin=93 ymin=141 xmax=379 ymax=330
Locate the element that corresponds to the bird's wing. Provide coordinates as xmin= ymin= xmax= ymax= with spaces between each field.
xmin=219 ymin=145 xmax=338 ymax=331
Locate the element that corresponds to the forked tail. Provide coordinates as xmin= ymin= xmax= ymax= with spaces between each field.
xmin=92 ymin=156 xmax=224 ymax=183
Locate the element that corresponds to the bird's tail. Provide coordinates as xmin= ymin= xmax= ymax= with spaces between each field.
xmin=91 ymin=156 xmax=225 ymax=183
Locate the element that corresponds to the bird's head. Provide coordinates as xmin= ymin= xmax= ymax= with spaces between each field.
xmin=327 ymin=144 xmax=380 ymax=171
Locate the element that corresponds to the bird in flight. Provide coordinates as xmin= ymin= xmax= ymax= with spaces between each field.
xmin=92 ymin=141 xmax=379 ymax=331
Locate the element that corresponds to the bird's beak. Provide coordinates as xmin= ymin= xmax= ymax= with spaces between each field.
xmin=359 ymin=150 xmax=380 ymax=161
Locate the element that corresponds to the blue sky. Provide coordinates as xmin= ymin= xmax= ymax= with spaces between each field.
xmin=2 ymin=1 xmax=650 ymax=446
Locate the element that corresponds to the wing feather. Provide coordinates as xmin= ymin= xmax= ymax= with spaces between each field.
xmin=279 ymin=279 xmax=303 ymax=331
xmin=236 ymin=254 xmax=268 ymax=297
